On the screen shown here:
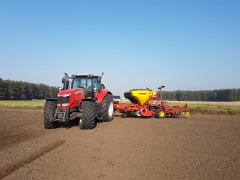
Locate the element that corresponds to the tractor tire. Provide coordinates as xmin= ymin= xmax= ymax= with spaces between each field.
xmin=99 ymin=94 xmax=114 ymax=122
xmin=44 ymin=100 xmax=57 ymax=129
xmin=155 ymin=109 xmax=166 ymax=119
xmin=79 ymin=101 xmax=97 ymax=129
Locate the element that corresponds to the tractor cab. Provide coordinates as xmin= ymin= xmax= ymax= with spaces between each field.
xmin=71 ymin=74 xmax=103 ymax=99
xmin=62 ymin=73 xmax=105 ymax=99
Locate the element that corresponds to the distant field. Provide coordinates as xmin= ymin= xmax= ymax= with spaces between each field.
xmin=167 ymin=101 xmax=240 ymax=106
xmin=0 ymin=100 xmax=45 ymax=110
xmin=1 ymin=100 xmax=240 ymax=115
xmin=167 ymin=101 xmax=240 ymax=115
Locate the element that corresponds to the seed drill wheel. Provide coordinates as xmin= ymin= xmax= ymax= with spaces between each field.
xmin=172 ymin=113 xmax=181 ymax=118
xmin=185 ymin=111 xmax=190 ymax=117
xmin=182 ymin=111 xmax=190 ymax=118
xmin=155 ymin=109 xmax=166 ymax=118
xmin=121 ymin=113 xmax=128 ymax=118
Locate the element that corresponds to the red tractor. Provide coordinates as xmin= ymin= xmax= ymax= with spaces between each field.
xmin=44 ymin=73 xmax=114 ymax=130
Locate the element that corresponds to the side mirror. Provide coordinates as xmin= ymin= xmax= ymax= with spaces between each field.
xmin=100 ymin=84 xmax=105 ymax=90
xmin=97 ymin=77 xmax=101 ymax=83
xmin=62 ymin=78 xmax=66 ymax=84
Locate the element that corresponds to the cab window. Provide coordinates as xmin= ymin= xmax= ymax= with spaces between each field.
xmin=93 ymin=78 xmax=100 ymax=90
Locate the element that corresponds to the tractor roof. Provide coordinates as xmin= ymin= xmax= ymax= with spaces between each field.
xmin=72 ymin=73 xmax=101 ymax=78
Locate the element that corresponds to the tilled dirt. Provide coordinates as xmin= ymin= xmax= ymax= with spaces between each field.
xmin=0 ymin=109 xmax=240 ymax=180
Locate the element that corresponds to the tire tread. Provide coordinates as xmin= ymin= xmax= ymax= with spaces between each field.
xmin=44 ymin=101 xmax=57 ymax=129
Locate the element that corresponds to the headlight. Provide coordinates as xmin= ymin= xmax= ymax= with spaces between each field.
xmin=62 ymin=94 xmax=71 ymax=97
xmin=57 ymin=94 xmax=71 ymax=97
xmin=74 ymin=90 xmax=84 ymax=95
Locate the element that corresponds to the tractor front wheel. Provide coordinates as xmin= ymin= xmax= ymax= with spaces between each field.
xmin=99 ymin=94 xmax=114 ymax=122
xmin=44 ymin=100 xmax=57 ymax=129
xmin=79 ymin=101 xmax=97 ymax=129
xmin=155 ymin=109 xmax=166 ymax=119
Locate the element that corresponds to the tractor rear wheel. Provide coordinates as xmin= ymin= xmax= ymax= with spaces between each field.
xmin=44 ymin=100 xmax=57 ymax=129
xmin=99 ymin=94 xmax=114 ymax=122
xmin=155 ymin=109 xmax=166 ymax=119
xmin=79 ymin=101 xmax=97 ymax=129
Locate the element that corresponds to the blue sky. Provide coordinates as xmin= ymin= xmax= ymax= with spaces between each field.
xmin=0 ymin=0 xmax=240 ymax=95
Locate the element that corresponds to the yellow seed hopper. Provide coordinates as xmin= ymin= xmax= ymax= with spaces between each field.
xmin=124 ymin=89 xmax=156 ymax=105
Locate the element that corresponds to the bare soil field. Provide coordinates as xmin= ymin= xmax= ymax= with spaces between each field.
xmin=0 ymin=109 xmax=240 ymax=180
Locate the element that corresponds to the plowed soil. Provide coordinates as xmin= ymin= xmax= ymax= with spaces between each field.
xmin=0 ymin=109 xmax=240 ymax=180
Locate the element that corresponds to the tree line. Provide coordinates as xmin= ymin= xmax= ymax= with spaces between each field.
xmin=0 ymin=78 xmax=59 ymax=100
xmin=163 ymin=89 xmax=240 ymax=101
xmin=1 ymin=77 xmax=240 ymax=101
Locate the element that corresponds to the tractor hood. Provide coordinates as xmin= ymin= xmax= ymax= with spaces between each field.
xmin=58 ymin=88 xmax=84 ymax=97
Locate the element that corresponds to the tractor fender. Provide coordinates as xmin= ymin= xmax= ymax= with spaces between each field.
xmin=96 ymin=90 xmax=112 ymax=103
xmin=46 ymin=98 xmax=57 ymax=102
